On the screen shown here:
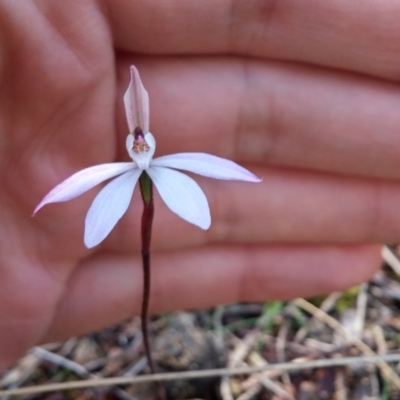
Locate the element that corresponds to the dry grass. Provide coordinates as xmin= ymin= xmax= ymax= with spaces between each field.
xmin=1 ymin=245 xmax=400 ymax=400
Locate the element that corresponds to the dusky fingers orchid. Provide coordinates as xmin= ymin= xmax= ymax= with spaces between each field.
xmin=34 ymin=65 xmax=261 ymax=381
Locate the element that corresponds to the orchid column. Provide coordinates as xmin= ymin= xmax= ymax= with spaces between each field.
xmin=34 ymin=66 xmax=261 ymax=375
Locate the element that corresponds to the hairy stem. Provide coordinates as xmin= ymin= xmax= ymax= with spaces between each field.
xmin=139 ymin=171 xmax=156 ymax=374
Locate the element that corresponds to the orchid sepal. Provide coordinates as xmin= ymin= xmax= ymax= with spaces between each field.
xmin=33 ymin=163 xmax=134 ymax=216
xmin=147 ymin=166 xmax=211 ymax=230
xmin=151 ymin=152 xmax=261 ymax=182
xmin=123 ymin=65 xmax=150 ymax=133
xmin=84 ymin=168 xmax=142 ymax=248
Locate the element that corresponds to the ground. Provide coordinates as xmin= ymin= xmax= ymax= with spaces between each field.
xmin=1 ymin=246 xmax=400 ymax=400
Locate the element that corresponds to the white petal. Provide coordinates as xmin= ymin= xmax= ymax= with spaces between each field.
xmin=151 ymin=153 xmax=261 ymax=182
xmin=33 ymin=163 xmax=134 ymax=215
xmin=147 ymin=166 xmax=211 ymax=230
xmin=123 ymin=66 xmax=150 ymax=133
xmin=125 ymin=132 xmax=156 ymax=169
xmin=84 ymin=168 xmax=142 ymax=248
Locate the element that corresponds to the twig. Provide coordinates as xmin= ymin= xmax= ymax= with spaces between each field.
xmin=1 ymin=354 xmax=400 ymax=397
xmin=229 ymin=332 xmax=259 ymax=368
xmin=122 ymin=356 xmax=147 ymax=377
xmin=293 ymin=298 xmax=400 ymax=388
xmin=0 ymin=353 xmax=41 ymax=389
xmin=276 ymin=322 xmax=292 ymax=389
xmin=354 ymin=283 xmax=368 ymax=335
xmin=334 ymin=370 xmax=347 ymax=400
xmin=236 ymin=381 xmax=261 ymax=400
xmin=294 ymin=292 xmax=341 ymax=342
xmin=32 ymin=347 xmax=135 ymax=400
xmin=303 ymin=338 xmax=338 ymax=353
xmin=59 ymin=338 xmax=78 ymax=357
xmin=220 ymin=377 xmax=235 ymax=400
xmin=221 ymin=331 xmax=259 ymax=400
xmin=31 ymin=347 xmax=91 ymax=378
xmin=382 ymin=245 xmax=400 ymax=275
xmin=241 ymin=359 xmax=283 ymax=392
xmin=372 ymin=325 xmax=387 ymax=355
xmin=258 ymin=375 xmax=294 ymax=400
xmin=247 ymin=351 xmax=294 ymax=400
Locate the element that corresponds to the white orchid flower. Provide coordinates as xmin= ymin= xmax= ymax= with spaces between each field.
xmin=34 ymin=66 xmax=261 ymax=248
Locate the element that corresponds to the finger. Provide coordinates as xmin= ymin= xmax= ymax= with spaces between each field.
xmin=108 ymin=0 xmax=400 ymax=80
xmin=0 ymin=253 xmax=74 ymax=371
xmin=44 ymin=243 xmax=380 ymax=341
xmin=116 ymin=57 xmax=400 ymax=180
xmin=104 ymin=165 xmax=400 ymax=252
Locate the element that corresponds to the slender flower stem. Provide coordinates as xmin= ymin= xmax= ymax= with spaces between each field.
xmin=139 ymin=171 xmax=156 ymax=375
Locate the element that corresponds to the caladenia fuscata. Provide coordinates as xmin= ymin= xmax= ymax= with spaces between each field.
xmin=34 ymin=66 xmax=261 ymax=380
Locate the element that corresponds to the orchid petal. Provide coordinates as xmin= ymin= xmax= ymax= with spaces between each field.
xmin=126 ymin=132 xmax=156 ymax=169
xmin=147 ymin=166 xmax=211 ymax=230
xmin=84 ymin=168 xmax=142 ymax=248
xmin=151 ymin=153 xmax=261 ymax=182
xmin=124 ymin=65 xmax=150 ymax=133
xmin=33 ymin=163 xmax=134 ymax=215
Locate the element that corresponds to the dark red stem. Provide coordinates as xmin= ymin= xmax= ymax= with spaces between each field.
xmin=139 ymin=173 xmax=156 ymax=375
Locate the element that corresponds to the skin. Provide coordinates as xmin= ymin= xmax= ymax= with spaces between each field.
xmin=0 ymin=0 xmax=397 ymax=370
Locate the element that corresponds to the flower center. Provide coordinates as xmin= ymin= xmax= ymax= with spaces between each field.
xmin=132 ymin=127 xmax=150 ymax=154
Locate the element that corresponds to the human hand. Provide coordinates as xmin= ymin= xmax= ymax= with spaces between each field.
xmin=0 ymin=0 xmax=393 ymax=369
